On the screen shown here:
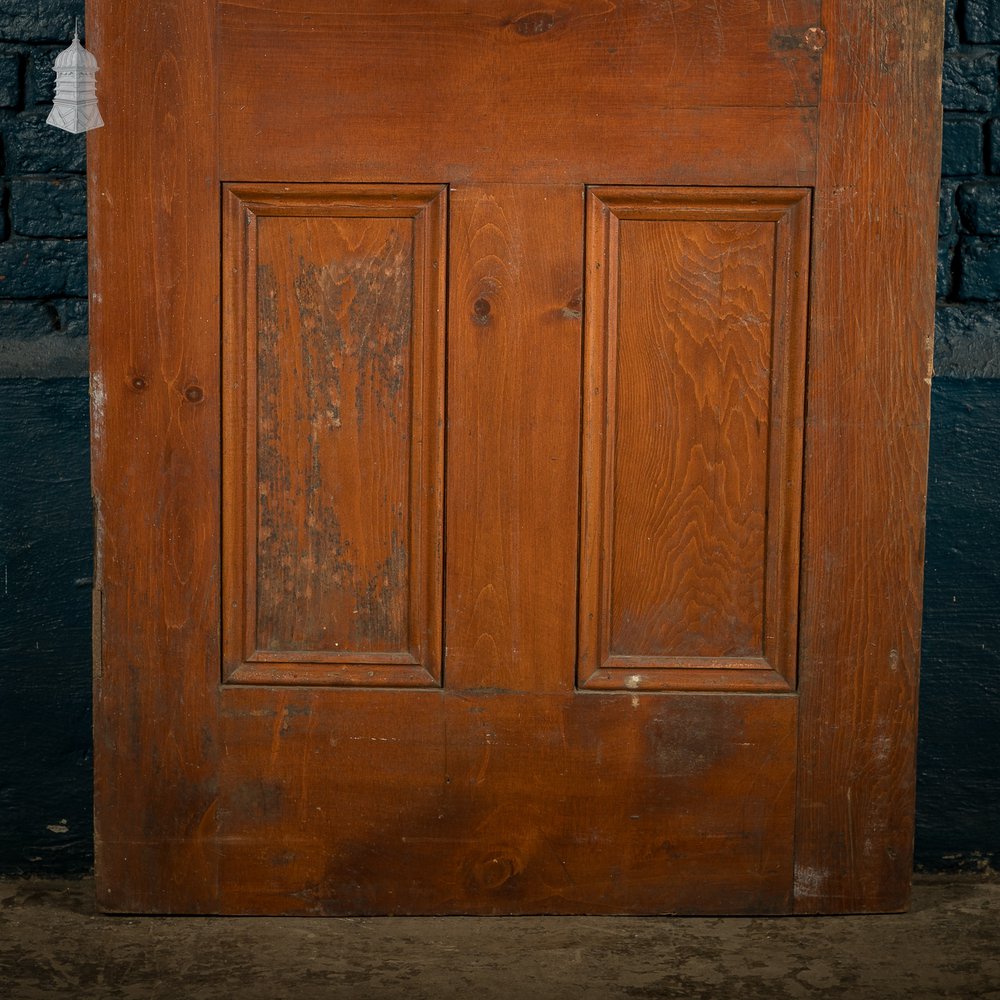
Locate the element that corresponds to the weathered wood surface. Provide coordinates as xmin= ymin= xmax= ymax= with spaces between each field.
xmin=90 ymin=0 xmax=942 ymax=914
xmin=217 ymin=1 xmax=820 ymax=186
xmin=217 ymin=689 xmax=796 ymax=915
xmin=222 ymin=185 xmax=446 ymax=687
xmin=793 ymin=0 xmax=944 ymax=912
xmin=89 ymin=0 xmax=221 ymax=912
xmin=578 ymin=188 xmax=810 ymax=694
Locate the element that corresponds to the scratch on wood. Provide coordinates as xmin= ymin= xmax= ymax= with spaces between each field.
xmin=793 ymin=865 xmax=831 ymax=899
xmin=254 ymin=223 xmax=412 ymax=653
xmin=509 ymin=11 xmax=560 ymax=36
xmin=293 ymin=230 xmax=410 ymax=425
xmin=89 ymin=370 xmax=106 ymax=447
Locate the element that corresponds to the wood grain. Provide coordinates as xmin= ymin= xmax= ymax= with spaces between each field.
xmin=444 ymin=184 xmax=583 ymax=693
xmin=579 ymin=188 xmax=810 ymax=693
xmin=217 ymin=687 xmax=796 ymax=915
xmin=793 ymin=0 xmax=943 ymax=912
xmin=218 ymin=1 xmax=820 ymax=187
xmin=614 ymin=219 xmax=773 ymax=656
xmin=90 ymin=0 xmax=940 ymax=915
xmin=222 ymin=185 xmax=446 ymax=687
xmin=89 ymin=0 xmax=221 ymax=912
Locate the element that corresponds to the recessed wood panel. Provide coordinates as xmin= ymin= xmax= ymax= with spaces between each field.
xmin=579 ymin=187 xmax=811 ymax=693
xmin=222 ymin=184 xmax=446 ymax=686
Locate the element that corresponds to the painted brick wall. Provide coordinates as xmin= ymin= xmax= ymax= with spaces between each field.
xmin=0 ymin=2 xmax=87 ymax=379
xmin=0 ymin=1 xmax=997 ymax=876
xmin=918 ymin=0 xmax=1000 ymax=872
xmin=937 ymin=0 xmax=1000 ymax=377
xmin=0 ymin=1 xmax=91 ymax=874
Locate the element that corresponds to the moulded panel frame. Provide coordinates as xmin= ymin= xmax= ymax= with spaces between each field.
xmin=221 ymin=183 xmax=448 ymax=688
xmin=578 ymin=186 xmax=812 ymax=694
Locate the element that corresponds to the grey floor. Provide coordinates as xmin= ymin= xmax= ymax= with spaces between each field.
xmin=1 ymin=876 xmax=999 ymax=999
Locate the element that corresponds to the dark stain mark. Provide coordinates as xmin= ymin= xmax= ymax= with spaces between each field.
xmin=349 ymin=529 xmax=408 ymax=645
xmin=184 ymin=384 xmax=204 ymax=403
xmin=645 ymin=704 xmax=745 ymax=779
xmin=222 ymin=706 xmax=278 ymax=720
xmin=227 ymin=780 xmax=284 ymax=821
xmin=772 ymin=25 xmax=826 ymax=52
xmin=510 ymin=10 xmax=557 ymax=36
xmin=472 ymin=297 xmax=492 ymax=326
xmin=560 ymin=289 xmax=583 ymax=321
xmin=255 ymin=242 xmax=410 ymax=653
xmin=279 ymin=702 xmax=313 ymax=735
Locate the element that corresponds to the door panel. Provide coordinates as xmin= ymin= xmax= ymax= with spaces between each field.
xmin=222 ymin=185 xmax=446 ymax=686
xmin=90 ymin=0 xmax=943 ymax=915
xmin=579 ymin=188 xmax=810 ymax=693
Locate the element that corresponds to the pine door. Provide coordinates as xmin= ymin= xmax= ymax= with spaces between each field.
xmin=90 ymin=0 xmax=943 ymax=914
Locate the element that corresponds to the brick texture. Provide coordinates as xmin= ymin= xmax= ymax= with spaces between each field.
xmin=0 ymin=0 xmax=86 ymax=377
xmin=938 ymin=2 xmax=1000 ymax=377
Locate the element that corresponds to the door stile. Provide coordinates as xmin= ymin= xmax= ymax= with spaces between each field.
xmin=794 ymin=0 xmax=943 ymax=912
xmin=90 ymin=0 xmax=223 ymax=913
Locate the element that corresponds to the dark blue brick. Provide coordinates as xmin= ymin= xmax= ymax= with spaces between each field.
xmin=0 ymin=2 xmax=83 ymax=44
xmin=941 ymin=179 xmax=960 ymax=235
xmin=917 ymin=380 xmax=1000 ymax=870
xmin=942 ymin=51 xmax=998 ymax=113
xmin=990 ymin=119 xmax=1000 ymax=174
xmin=957 ymin=181 xmax=1000 ymax=235
xmin=26 ymin=46 xmax=60 ymax=106
xmin=945 ymin=0 xmax=960 ymax=49
xmin=56 ymin=297 xmax=86 ymax=338
xmin=935 ymin=304 xmax=1000 ymax=378
xmin=942 ymin=117 xmax=985 ymax=176
xmin=939 ymin=238 xmax=957 ymax=297
xmin=0 ymin=48 xmax=21 ymax=108
xmin=0 ymin=238 xmax=86 ymax=298
xmin=3 ymin=112 xmax=85 ymax=173
xmin=0 ymin=378 xmax=93 ymax=875
xmin=964 ymin=0 xmax=1000 ymax=44
xmin=10 ymin=176 xmax=86 ymax=237
xmin=957 ymin=237 xmax=1000 ymax=300
xmin=0 ymin=299 xmax=57 ymax=340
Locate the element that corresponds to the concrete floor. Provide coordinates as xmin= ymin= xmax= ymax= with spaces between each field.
xmin=1 ymin=877 xmax=998 ymax=999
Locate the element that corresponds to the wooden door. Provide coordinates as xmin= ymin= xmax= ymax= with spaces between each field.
xmin=89 ymin=1 xmax=943 ymax=914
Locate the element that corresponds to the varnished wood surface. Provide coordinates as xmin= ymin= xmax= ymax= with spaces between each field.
xmin=216 ymin=688 xmax=797 ymax=915
xmin=218 ymin=1 xmax=820 ymax=187
xmin=443 ymin=184 xmax=583 ymax=693
xmin=579 ymin=188 xmax=810 ymax=693
xmin=614 ymin=216 xmax=772 ymax=657
xmin=222 ymin=185 xmax=446 ymax=687
xmin=89 ymin=0 xmax=222 ymax=912
xmin=90 ymin=0 xmax=941 ymax=915
xmin=793 ymin=0 xmax=944 ymax=913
